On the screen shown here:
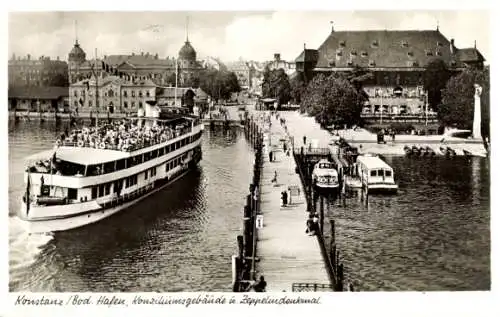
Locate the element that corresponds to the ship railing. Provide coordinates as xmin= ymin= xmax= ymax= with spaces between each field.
xmin=60 ymin=127 xmax=193 ymax=152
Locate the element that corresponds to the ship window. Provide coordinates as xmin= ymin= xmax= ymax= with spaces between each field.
xmin=132 ymin=91 xmax=135 ymax=97
xmin=159 ymin=147 xmax=164 ymax=156
xmin=151 ymin=149 xmax=158 ymax=159
xmin=117 ymin=159 xmax=125 ymax=170
xmin=144 ymin=152 xmax=150 ymax=162
xmin=377 ymin=170 xmax=384 ymax=176
xmin=370 ymin=170 xmax=377 ymax=177
xmin=385 ymin=170 xmax=392 ymax=177
xmin=151 ymin=167 xmax=156 ymax=177
xmin=87 ymin=165 xmax=99 ymax=176
xmin=125 ymin=178 xmax=130 ymax=188
xmin=91 ymin=187 xmax=97 ymax=199
xmin=105 ymin=184 xmax=111 ymax=195
xmin=135 ymin=155 xmax=143 ymax=164
xmin=145 ymin=171 xmax=148 ymax=180
xmin=104 ymin=162 xmax=115 ymax=174
xmin=127 ymin=157 xmax=134 ymax=168
xmin=99 ymin=185 xmax=105 ymax=197
xmin=68 ymin=188 xmax=77 ymax=200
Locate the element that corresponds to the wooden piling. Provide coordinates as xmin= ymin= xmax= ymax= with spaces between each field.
xmin=320 ymin=196 xmax=325 ymax=235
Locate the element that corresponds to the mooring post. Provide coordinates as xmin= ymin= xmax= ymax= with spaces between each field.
xmin=320 ymin=196 xmax=325 ymax=235
xmin=237 ymin=235 xmax=244 ymax=261
xmin=330 ymin=220 xmax=335 ymax=248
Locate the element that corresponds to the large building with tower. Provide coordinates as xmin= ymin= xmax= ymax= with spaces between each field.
xmin=295 ymin=26 xmax=485 ymax=116
xmin=67 ymin=35 xmax=205 ymax=87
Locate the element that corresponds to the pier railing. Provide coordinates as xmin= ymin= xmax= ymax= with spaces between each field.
xmin=232 ymin=116 xmax=263 ymax=292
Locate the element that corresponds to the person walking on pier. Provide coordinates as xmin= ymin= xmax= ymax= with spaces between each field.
xmin=269 ymin=150 xmax=273 ymax=162
xmin=303 ymin=135 xmax=307 ymax=145
xmin=272 ymin=170 xmax=278 ymax=184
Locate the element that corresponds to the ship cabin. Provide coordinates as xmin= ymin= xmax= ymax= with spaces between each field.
xmin=356 ymin=154 xmax=398 ymax=194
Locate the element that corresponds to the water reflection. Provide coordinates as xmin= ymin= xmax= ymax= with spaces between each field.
xmin=9 ymin=122 xmax=253 ymax=292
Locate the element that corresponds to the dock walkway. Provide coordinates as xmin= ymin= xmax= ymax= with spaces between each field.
xmin=255 ymin=113 xmax=330 ymax=292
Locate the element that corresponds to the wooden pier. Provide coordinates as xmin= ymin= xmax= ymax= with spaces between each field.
xmin=253 ymin=115 xmax=331 ymax=291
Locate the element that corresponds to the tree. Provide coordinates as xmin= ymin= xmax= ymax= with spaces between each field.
xmin=440 ymin=67 xmax=490 ymax=138
xmin=262 ymin=68 xmax=291 ymax=108
xmin=290 ymin=72 xmax=307 ymax=105
xmin=301 ymin=73 xmax=365 ymax=127
xmin=423 ymin=59 xmax=452 ymax=110
xmin=199 ymin=69 xmax=241 ymax=103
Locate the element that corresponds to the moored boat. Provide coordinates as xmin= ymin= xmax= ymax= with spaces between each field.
xmin=356 ymin=154 xmax=398 ymax=194
xmin=312 ymin=159 xmax=339 ymax=191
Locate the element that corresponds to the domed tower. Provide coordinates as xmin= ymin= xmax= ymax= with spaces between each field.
xmin=178 ymin=40 xmax=197 ymax=68
xmin=68 ymin=21 xmax=87 ymax=84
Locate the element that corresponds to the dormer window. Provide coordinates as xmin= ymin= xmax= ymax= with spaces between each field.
xmin=401 ymin=41 xmax=409 ymax=47
xmin=407 ymin=51 xmax=414 ymax=57
xmin=361 ymin=51 xmax=368 ymax=57
xmin=339 ymin=40 xmax=346 ymax=47
xmin=347 ymin=60 xmax=353 ymax=66
xmin=412 ymin=61 xmax=419 ymax=67
xmin=329 ymin=61 xmax=336 ymax=67
xmin=350 ymin=50 xmax=357 ymax=56
xmin=436 ymin=50 xmax=442 ymax=56
xmin=425 ymin=50 xmax=433 ymax=56
xmin=437 ymin=41 xmax=443 ymax=47
xmin=369 ymin=60 xmax=376 ymax=67
xmin=450 ymin=60 xmax=457 ymax=67
xmin=336 ymin=50 xmax=343 ymax=57
xmin=371 ymin=40 xmax=379 ymax=47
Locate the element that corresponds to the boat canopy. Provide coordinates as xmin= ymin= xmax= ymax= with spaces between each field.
xmin=26 ymin=147 xmax=131 ymax=166
xmin=356 ymin=155 xmax=392 ymax=170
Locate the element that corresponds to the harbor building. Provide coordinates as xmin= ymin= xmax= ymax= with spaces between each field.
xmin=69 ymin=75 xmax=156 ymax=115
xmin=9 ymin=54 xmax=69 ymax=87
xmin=68 ymin=37 xmax=204 ymax=87
xmin=8 ymin=86 xmax=69 ymax=112
xmin=295 ymin=26 xmax=485 ymax=116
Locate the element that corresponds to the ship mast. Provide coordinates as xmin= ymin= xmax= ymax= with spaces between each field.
xmin=94 ymin=48 xmax=98 ymax=129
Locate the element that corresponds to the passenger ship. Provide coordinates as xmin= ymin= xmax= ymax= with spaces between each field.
xmin=19 ymin=105 xmax=203 ymax=233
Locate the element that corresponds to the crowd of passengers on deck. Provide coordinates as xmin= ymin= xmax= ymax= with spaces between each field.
xmin=56 ymin=119 xmax=192 ymax=152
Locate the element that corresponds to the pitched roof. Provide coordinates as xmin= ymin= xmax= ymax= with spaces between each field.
xmin=311 ymin=30 xmax=479 ymax=69
xmin=104 ymin=54 xmax=176 ymax=67
xmin=456 ymin=48 xmax=485 ymax=62
xmin=8 ymin=86 xmax=69 ymax=100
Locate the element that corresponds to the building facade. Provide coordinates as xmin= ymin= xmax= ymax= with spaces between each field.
xmin=267 ymin=53 xmax=296 ymax=76
xmin=67 ymin=39 xmax=205 ymax=87
xmin=70 ymin=75 xmax=156 ymax=115
xmin=295 ymin=28 xmax=485 ymax=116
xmin=8 ymin=86 xmax=69 ymax=112
xmin=9 ymin=54 xmax=69 ymax=87
xmin=226 ymin=60 xmax=255 ymax=90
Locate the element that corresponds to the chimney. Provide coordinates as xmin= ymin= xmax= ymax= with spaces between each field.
xmin=274 ymin=53 xmax=281 ymax=61
xmin=132 ymin=52 xmax=135 ymax=56
xmin=155 ymin=53 xmax=159 ymax=60
xmin=57 ymin=56 xmax=60 ymax=61
xmin=27 ymin=54 xmax=31 ymax=60
xmin=450 ymin=39 xmax=455 ymax=54
xmin=304 ymin=43 xmax=306 ymax=50
xmin=141 ymin=52 xmax=144 ymax=56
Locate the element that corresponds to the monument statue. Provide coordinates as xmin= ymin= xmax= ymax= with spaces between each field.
xmin=475 ymin=84 xmax=483 ymax=97
xmin=473 ymin=84 xmax=482 ymax=139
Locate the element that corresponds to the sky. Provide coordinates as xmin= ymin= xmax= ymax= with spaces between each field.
xmin=8 ymin=11 xmax=490 ymax=63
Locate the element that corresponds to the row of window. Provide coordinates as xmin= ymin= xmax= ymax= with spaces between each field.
xmin=86 ymin=131 xmax=202 ymax=176
xmin=74 ymin=90 xmax=152 ymax=98
xmin=89 ymin=153 xmax=186 ymax=199
xmin=369 ymin=170 xmax=392 ymax=177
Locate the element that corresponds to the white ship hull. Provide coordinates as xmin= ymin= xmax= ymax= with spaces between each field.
xmin=19 ymin=165 xmax=193 ymax=234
